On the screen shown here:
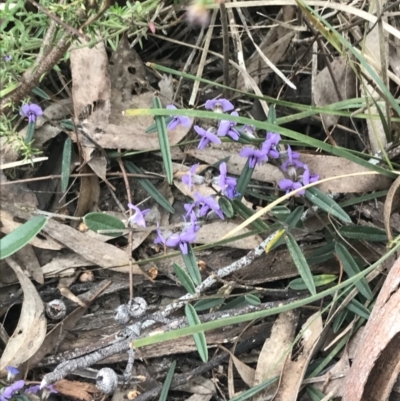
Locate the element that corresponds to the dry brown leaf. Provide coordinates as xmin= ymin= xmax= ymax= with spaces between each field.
xmin=253 ymin=310 xmax=299 ymax=400
xmin=188 ymin=149 xmax=391 ymax=193
xmin=25 ymin=280 xmax=111 ymax=369
xmin=196 ymin=221 xmax=262 ymax=250
xmin=313 ymin=56 xmax=356 ymax=128
xmin=221 ymin=345 xmax=255 ymax=388
xmin=1 ymin=202 xmax=143 ymax=275
xmin=342 ymin=255 xmax=400 ymax=401
xmin=274 ymin=312 xmax=323 ymax=401
xmin=0 ymin=257 xmax=47 ymax=376
xmin=14 ymin=245 xmax=44 ymax=284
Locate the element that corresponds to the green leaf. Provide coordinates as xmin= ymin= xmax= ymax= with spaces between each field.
xmin=229 ymin=377 xmax=278 ymax=401
xmin=60 ymin=119 xmax=75 ymax=130
xmin=270 ymin=205 xmax=291 ymax=220
xmin=268 ymin=104 xmax=276 ymax=123
xmin=194 ymin=298 xmax=225 ymax=311
xmin=220 ymin=294 xmax=261 ymax=311
xmin=0 ymin=216 xmax=47 ymax=259
xmin=289 ymin=274 xmax=337 ymax=291
xmin=305 ymin=187 xmax=351 ymax=223
xmin=83 ymin=212 xmax=125 ymax=237
xmin=218 ymin=197 xmax=234 ymax=219
xmin=307 ymin=242 xmax=335 ymax=266
xmin=346 ymin=298 xmax=370 ymax=320
xmin=158 ymin=360 xmax=176 ymax=401
xmin=25 ymin=121 xmax=36 ymax=143
xmin=181 ymin=243 xmax=201 ymax=286
xmin=173 ymin=263 xmax=196 ymax=294
xmin=153 ymin=96 xmax=173 ymax=184
xmin=335 ymin=243 xmax=373 ymax=300
xmin=235 ymin=159 xmax=254 ymax=200
xmin=306 ymin=386 xmax=327 ymax=401
xmin=61 ymin=137 xmax=72 ymax=192
xmin=232 ymin=199 xmax=269 ymax=232
xmin=283 ymin=206 xmax=304 ymax=228
xmin=125 ymin=161 xmax=175 ymax=213
xmin=339 ymin=225 xmax=388 ymax=242
xmin=32 ymin=87 xmax=50 ymax=100
xmin=185 ymin=304 xmax=208 ymax=362
xmin=332 ymin=309 xmax=349 ymax=333
xmin=285 ymin=232 xmax=316 ymax=295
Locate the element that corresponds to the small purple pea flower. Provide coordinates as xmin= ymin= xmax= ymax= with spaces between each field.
xmin=278 ymin=179 xmax=305 ymax=196
xmin=217 ymin=111 xmax=240 ymax=141
xmin=182 ymin=163 xmax=205 ymax=190
xmin=240 ymin=124 xmax=256 ymax=138
xmin=193 ymin=192 xmax=225 ymax=220
xmin=26 ymin=384 xmax=58 ymax=400
xmin=264 ymin=132 xmax=281 ymax=159
xmin=281 ymin=145 xmax=303 ymax=171
xmin=302 ymin=165 xmax=319 ymax=185
xmin=127 ymin=203 xmax=150 ymax=227
xmin=194 ymin=126 xmax=221 ymax=149
xmin=205 ymin=98 xmax=234 ymax=113
xmin=239 ymin=147 xmax=268 ymax=169
xmin=20 ymin=103 xmax=43 ymax=123
xmin=4 ymin=55 xmax=12 ymax=62
xmin=0 ymin=380 xmax=25 ymax=401
xmin=215 ymin=162 xmax=237 ymax=199
xmin=6 ymin=367 xmax=19 ymax=382
xmin=166 ymin=105 xmax=191 ymax=130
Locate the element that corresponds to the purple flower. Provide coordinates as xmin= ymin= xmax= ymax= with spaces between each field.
xmin=166 ymin=105 xmax=191 ymax=130
xmin=0 ymin=380 xmax=25 ymax=401
xmin=127 ymin=203 xmax=150 ymax=227
xmin=194 ymin=126 xmax=221 ymax=149
xmin=182 ymin=163 xmax=205 ymax=190
xmin=193 ymin=192 xmax=224 ymax=220
xmin=264 ymin=132 xmax=281 ymax=159
xmin=205 ymin=98 xmax=234 ymax=113
xmin=154 ymin=217 xmax=198 ymax=254
xmin=217 ymin=112 xmax=240 ymax=141
xmin=240 ymin=125 xmax=256 ymax=138
xmin=215 ymin=162 xmax=237 ymax=199
xmin=26 ymin=384 xmax=57 ymax=396
xmin=20 ymin=103 xmax=43 ymax=123
xmin=302 ymin=165 xmax=319 ymax=185
xmin=281 ymin=146 xmax=303 ymax=171
xmin=278 ymin=179 xmax=305 ymax=196
xmin=6 ymin=367 xmax=19 ymax=382
xmin=4 ymin=55 xmax=12 ymax=62
xmin=239 ymin=147 xmax=268 ymax=168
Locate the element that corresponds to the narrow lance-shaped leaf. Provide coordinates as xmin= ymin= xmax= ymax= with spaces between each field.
xmin=339 ymin=225 xmax=387 ymax=242
xmin=305 ymin=187 xmax=351 ymax=223
xmin=335 ymin=242 xmax=373 ymax=300
xmin=185 ymin=304 xmax=208 ymax=362
xmin=158 ymin=360 xmax=176 ymax=401
xmin=125 ymin=161 xmax=175 ymax=214
xmin=181 ymin=243 xmax=201 ymax=286
xmin=173 ymin=263 xmax=196 ymax=295
xmin=235 ymin=159 xmax=254 ymax=200
xmin=83 ymin=212 xmax=125 ymax=237
xmin=285 ymin=232 xmax=316 ymax=295
xmin=153 ymin=96 xmax=173 ymax=184
xmin=61 ymin=137 xmax=72 ymax=192
xmin=289 ymin=274 xmax=337 ymax=291
xmin=0 ymin=216 xmax=47 ymax=259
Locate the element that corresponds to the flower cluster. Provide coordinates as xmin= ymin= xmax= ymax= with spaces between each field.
xmin=151 ymin=98 xmax=319 ymax=254
xmin=0 ymin=367 xmax=57 ymax=401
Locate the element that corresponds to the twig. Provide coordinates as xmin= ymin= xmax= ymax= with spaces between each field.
xmin=25 ymin=0 xmax=89 ymax=41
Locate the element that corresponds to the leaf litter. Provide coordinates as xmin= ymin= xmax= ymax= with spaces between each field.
xmin=2 ymin=2 xmax=400 ymax=401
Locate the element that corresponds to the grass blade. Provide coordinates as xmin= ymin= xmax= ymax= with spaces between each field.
xmin=61 ymin=137 xmax=72 ymax=192
xmin=158 ymin=360 xmax=176 ymax=401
